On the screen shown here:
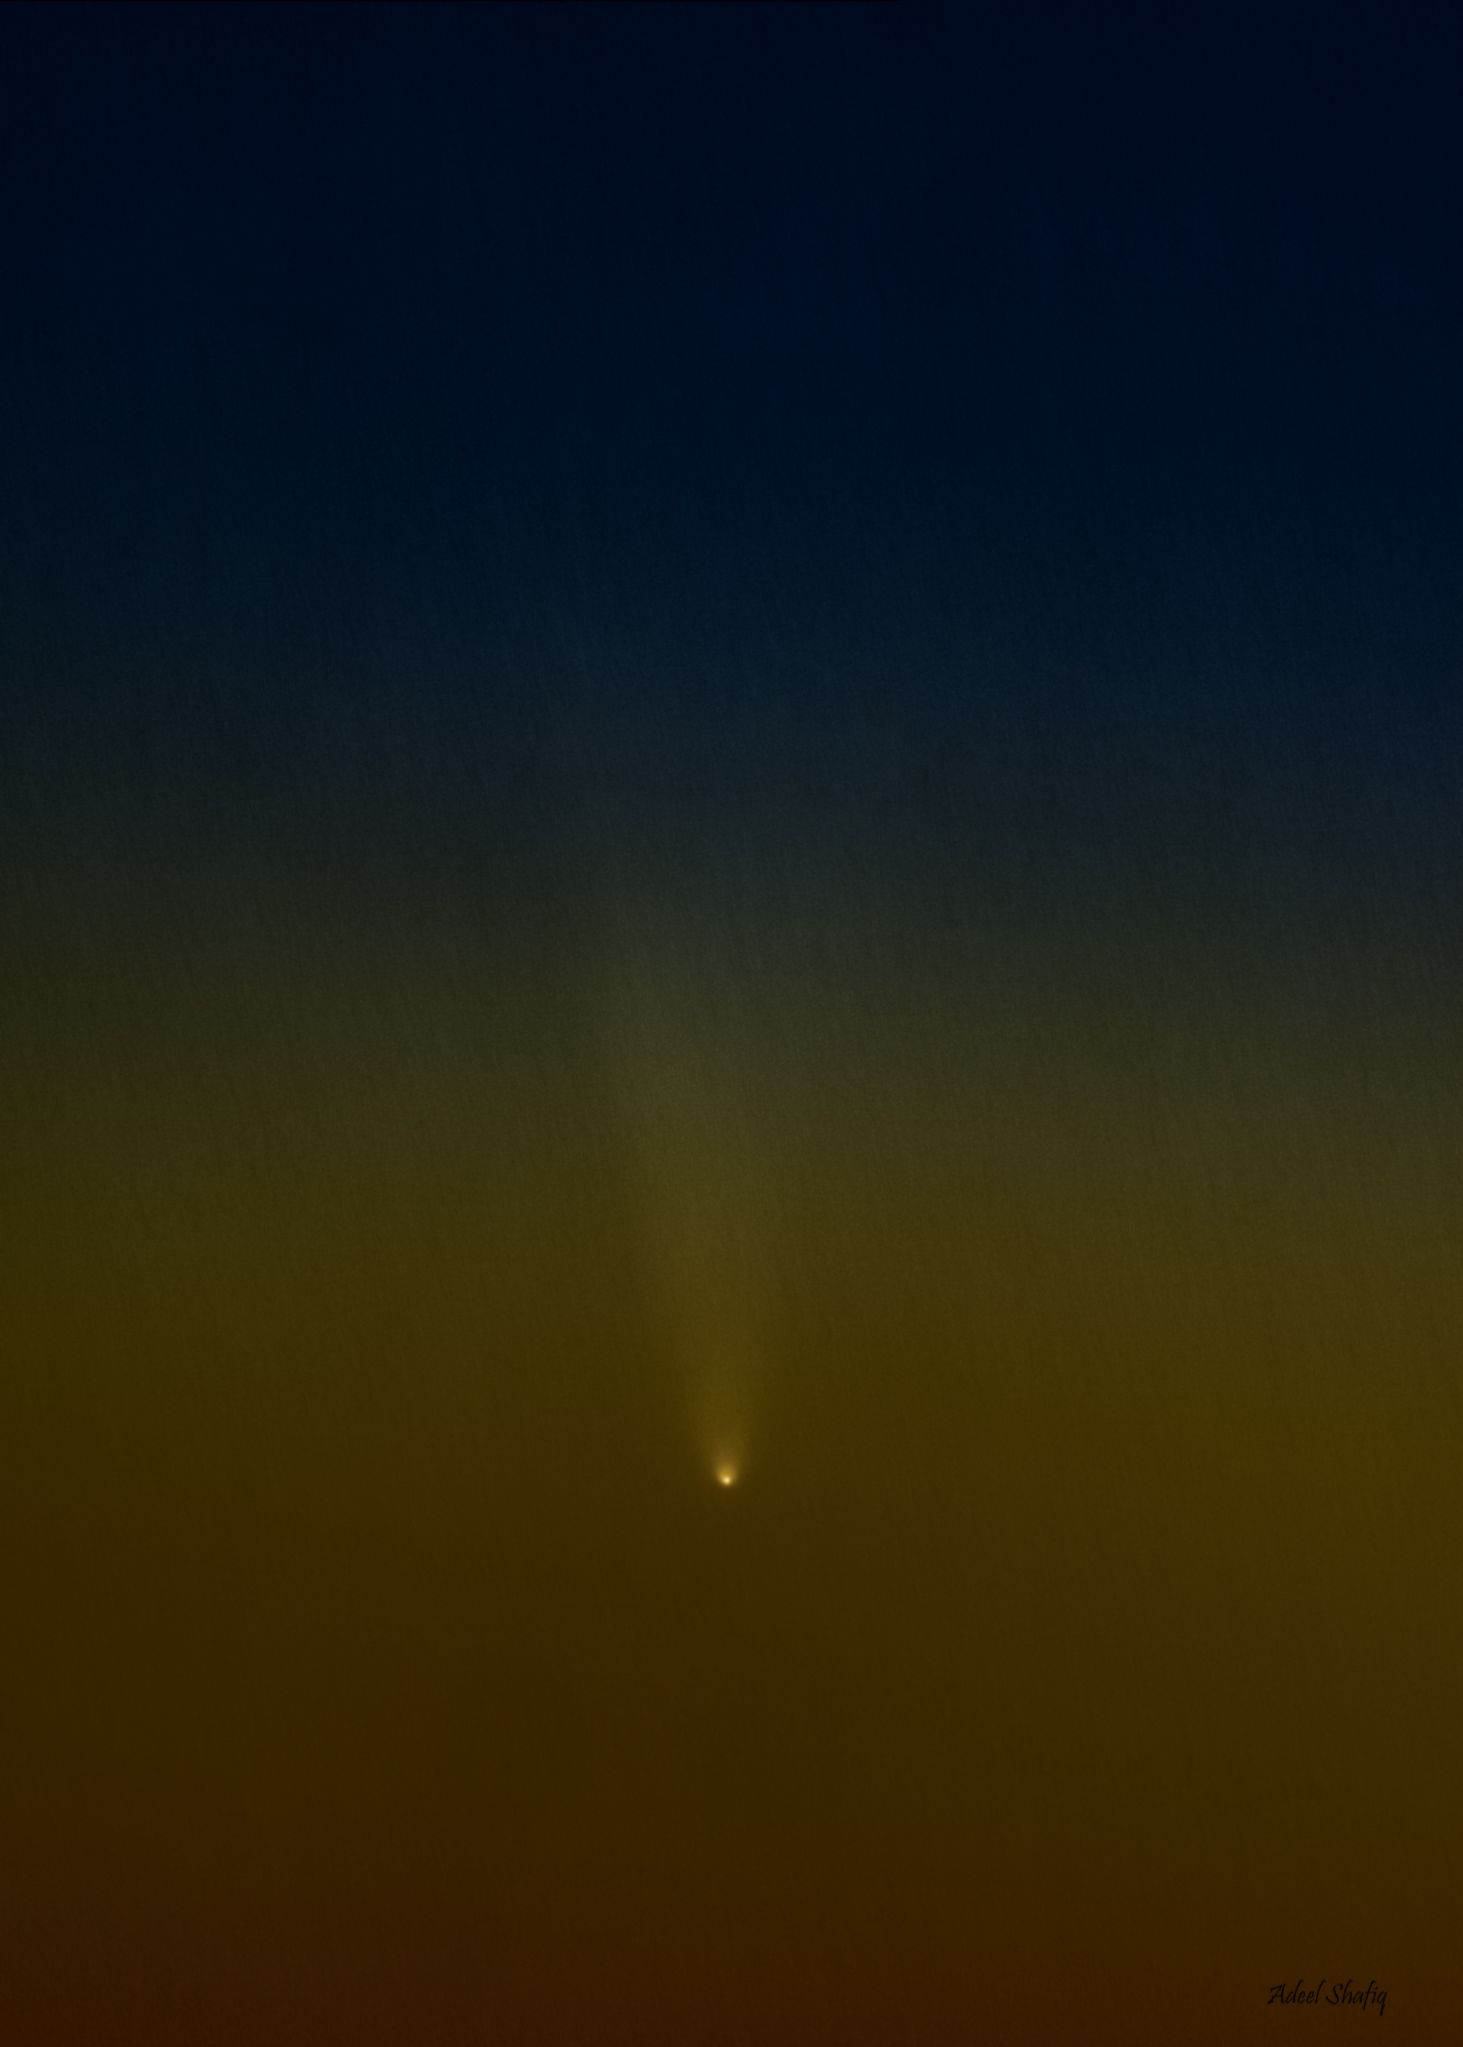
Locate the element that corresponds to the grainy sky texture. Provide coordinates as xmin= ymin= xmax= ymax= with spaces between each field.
xmin=3 ymin=4 xmax=1461 ymax=2040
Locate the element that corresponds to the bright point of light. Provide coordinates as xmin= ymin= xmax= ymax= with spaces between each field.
xmin=715 ymin=1466 xmax=737 ymax=1488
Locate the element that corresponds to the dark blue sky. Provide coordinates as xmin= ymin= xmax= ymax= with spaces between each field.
xmin=4 ymin=3 xmax=1461 ymax=967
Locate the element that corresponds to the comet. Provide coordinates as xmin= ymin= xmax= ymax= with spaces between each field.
xmin=592 ymin=883 xmax=771 ymax=1506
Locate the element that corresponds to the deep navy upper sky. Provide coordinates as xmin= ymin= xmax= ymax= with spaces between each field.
xmin=4 ymin=3 xmax=1461 ymax=964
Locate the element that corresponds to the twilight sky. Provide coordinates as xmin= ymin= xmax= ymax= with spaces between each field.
xmin=3 ymin=6 xmax=1461 ymax=2041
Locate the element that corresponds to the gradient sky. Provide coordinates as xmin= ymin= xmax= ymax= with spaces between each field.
xmin=3 ymin=6 xmax=1461 ymax=2042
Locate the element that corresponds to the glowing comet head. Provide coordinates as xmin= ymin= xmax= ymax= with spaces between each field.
xmin=714 ymin=1464 xmax=738 ymax=1489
